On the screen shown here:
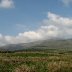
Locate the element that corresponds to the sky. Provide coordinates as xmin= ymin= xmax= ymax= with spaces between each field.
xmin=0 ymin=0 xmax=72 ymax=46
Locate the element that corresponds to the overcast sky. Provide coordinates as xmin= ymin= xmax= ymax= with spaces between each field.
xmin=0 ymin=0 xmax=72 ymax=46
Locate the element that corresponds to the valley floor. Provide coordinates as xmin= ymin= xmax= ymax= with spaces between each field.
xmin=0 ymin=50 xmax=72 ymax=72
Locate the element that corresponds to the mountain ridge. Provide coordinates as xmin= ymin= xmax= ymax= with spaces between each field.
xmin=0 ymin=39 xmax=72 ymax=51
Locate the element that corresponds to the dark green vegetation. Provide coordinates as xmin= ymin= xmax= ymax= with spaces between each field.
xmin=0 ymin=50 xmax=72 ymax=72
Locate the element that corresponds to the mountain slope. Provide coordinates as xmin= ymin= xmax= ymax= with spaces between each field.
xmin=0 ymin=39 xmax=72 ymax=51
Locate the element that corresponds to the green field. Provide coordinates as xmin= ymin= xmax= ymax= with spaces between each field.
xmin=0 ymin=50 xmax=72 ymax=72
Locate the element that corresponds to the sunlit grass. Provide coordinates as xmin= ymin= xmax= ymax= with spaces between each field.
xmin=0 ymin=50 xmax=72 ymax=72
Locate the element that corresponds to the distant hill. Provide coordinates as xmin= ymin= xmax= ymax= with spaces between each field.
xmin=0 ymin=39 xmax=72 ymax=51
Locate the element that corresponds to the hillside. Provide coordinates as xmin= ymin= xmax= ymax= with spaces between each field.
xmin=0 ymin=39 xmax=72 ymax=51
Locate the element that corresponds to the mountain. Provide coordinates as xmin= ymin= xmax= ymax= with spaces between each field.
xmin=0 ymin=39 xmax=72 ymax=51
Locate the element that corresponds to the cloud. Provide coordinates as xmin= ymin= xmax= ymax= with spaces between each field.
xmin=42 ymin=12 xmax=72 ymax=38
xmin=0 ymin=0 xmax=14 ymax=8
xmin=1 ymin=12 xmax=72 ymax=46
xmin=48 ymin=12 xmax=72 ymax=26
xmin=16 ymin=24 xmax=31 ymax=32
xmin=61 ymin=0 xmax=72 ymax=6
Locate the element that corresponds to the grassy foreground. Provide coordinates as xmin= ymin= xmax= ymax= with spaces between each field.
xmin=0 ymin=50 xmax=72 ymax=72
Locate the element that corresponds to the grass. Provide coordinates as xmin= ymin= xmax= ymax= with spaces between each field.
xmin=0 ymin=50 xmax=72 ymax=72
